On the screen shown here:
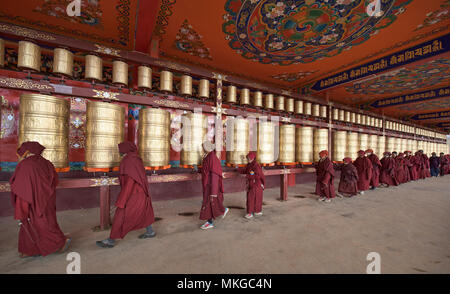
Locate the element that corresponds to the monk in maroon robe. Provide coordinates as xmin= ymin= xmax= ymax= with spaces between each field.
xmin=402 ymin=151 xmax=412 ymax=182
xmin=439 ymin=153 xmax=447 ymax=176
xmin=315 ymin=150 xmax=335 ymax=203
xmin=337 ymin=157 xmax=358 ymax=197
xmin=366 ymin=149 xmax=381 ymax=190
xmin=239 ymin=151 xmax=265 ymax=219
xmin=415 ymin=151 xmax=425 ymax=180
xmin=199 ymin=151 xmax=229 ymax=229
xmin=380 ymin=152 xmax=399 ymax=187
xmin=421 ymin=151 xmax=431 ymax=178
xmin=97 ymin=142 xmax=155 ymax=248
xmin=10 ymin=141 xmax=71 ymax=258
xmin=353 ymin=150 xmax=373 ymax=194
xmin=395 ymin=153 xmax=408 ymax=184
xmin=405 ymin=151 xmax=418 ymax=181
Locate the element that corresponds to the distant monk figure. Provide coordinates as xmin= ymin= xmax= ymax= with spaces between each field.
xmin=366 ymin=149 xmax=381 ymax=190
xmin=415 ymin=151 xmax=425 ymax=180
xmin=199 ymin=151 xmax=229 ymax=230
xmin=405 ymin=151 xmax=418 ymax=181
xmin=439 ymin=153 xmax=447 ymax=176
xmin=429 ymin=152 xmax=440 ymax=177
xmin=353 ymin=150 xmax=373 ymax=195
xmin=337 ymin=157 xmax=358 ymax=197
xmin=315 ymin=150 xmax=335 ymax=203
xmin=97 ymin=142 xmax=155 ymax=248
xmin=239 ymin=151 xmax=265 ymax=219
xmin=10 ymin=141 xmax=71 ymax=258
xmin=380 ymin=152 xmax=398 ymax=187
xmin=421 ymin=151 xmax=431 ymax=178
xmin=395 ymin=153 xmax=408 ymax=184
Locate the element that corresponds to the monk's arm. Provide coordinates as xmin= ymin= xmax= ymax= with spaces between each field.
xmin=209 ymin=172 xmax=219 ymax=196
xmin=115 ymin=176 xmax=135 ymax=208
xmin=14 ymin=196 xmax=29 ymax=221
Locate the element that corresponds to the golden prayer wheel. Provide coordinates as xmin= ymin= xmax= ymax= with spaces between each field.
xmin=332 ymin=109 xmax=339 ymax=121
xmin=296 ymin=126 xmax=314 ymax=163
xmin=333 ymin=131 xmax=347 ymax=162
xmin=180 ymin=74 xmax=193 ymax=96
xmin=159 ymin=70 xmax=173 ymax=92
xmin=356 ymin=114 xmax=361 ymax=124
xmin=303 ymin=102 xmax=311 ymax=115
xmin=53 ymin=48 xmax=73 ymax=77
xmin=138 ymin=108 xmax=171 ymax=168
xmin=264 ymin=94 xmax=274 ymax=109
xmin=85 ymin=54 xmax=102 ymax=81
xmin=278 ymin=124 xmax=295 ymax=164
xmin=407 ymin=139 xmax=413 ymax=152
xmin=253 ymin=91 xmax=263 ymax=108
xmin=369 ymin=135 xmax=378 ymax=153
xmin=346 ymin=132 xmax=359 ymax=159
xmin=361 ymin=115 xmax=367 ymax=126
xmin=226 ymin=85 xmax=237 ymax=103
xmin=401 ymin=138 xmax=407 ymax=152
xmin=417 ymin=140 xmax=424 ymax=152
xmin=351 ymin=112 xmax=356 ymax=124
xmin=395 ymin=137 xmax=402 ymax=151
xmin=294 ymin=100 xmax=303 ymax=114
xmin=138 ymin=65 xmax=152 ymax=89
xmin=240 ymin=88 xmax=251 ymax=105
xmin=344 ymin=111 xmax=351 ymax=122
xmin=320 ymin=105 xmax=327 ymax=118
xmin=338 ymin=109 xmax=345 ymax=121
xmin=358 ymin=133 xmax=369 ymax=152
xmin=112 ymin=60 xmax=128 ymax=86
xmin=257 ymin=121 xmax=276 ymax=164
xmin=371 ymin=117 xmax=376 ymax=127
xmin=226 ymin=117 xmax=249 ymax=165
xmin=313 ymin=128 xmax=329 ymax=162
xmin=312 ymin=104 xmax=320 ymax=117
xmin=378 ymin=136 xmax=386 ymax=156
xmin=387 ymin=137 xmax=395 ymax=152
xmin=0 ymin=38 xmax=4 ymax=67
xmin=286 ymin=98 xmax=295 ymax=113
xmin=18 ymin=41 xmax=41 ymax=72
xmin=198 ymin=79 xmax=210 ymax=98
xmin=180 ymin=113 xmax=206 ymax=166
xmin=85 ymin=101 xmax=124 ymax=170
xmin=19 ymin=94 xmax=69 ymax=170
xmin=275 ymin=96 xmax=285 ymax=111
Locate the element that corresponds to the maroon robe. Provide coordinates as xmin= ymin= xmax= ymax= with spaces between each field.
xmin=403 ymin=156 xmax=412 ymax=182
xmin=315 ymin=157 xmax=336 ymax=199
xmin=200 ymin=151 xmax=225 ymax=220
xmin=110 ymin=142 xmax=154 ymax=239
xmin=407 ymin=155 xmax=419 ymax=181
xmin=240 ymin=152 xmax=265 ymax=214
xmin=353 ymin=156 xmax=373 ymax=191
xmin=10 ymin=143 xmax=67 ymax=256
xmin=367 ymin=154 xmax=381 ymax=188
xmin=380 ymin=157 xmax=399 ymax=186
xmin=415 ymin=153 xmax=426 ymax=180
xmin=338 ymin=163 xmax=358 ymax=195
xmin=422 ymin=154 xmax=431 ymax=178
xmin=395 ymin=155 xmax=408 ymax=184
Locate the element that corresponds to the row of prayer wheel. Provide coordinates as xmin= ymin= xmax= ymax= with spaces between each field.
xmin=332 ymin=109 xmax=382 ymax=128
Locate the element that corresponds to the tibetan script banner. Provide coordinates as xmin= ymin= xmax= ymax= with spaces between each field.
xmin=370 ymin=87 xmax=450 ymax=108
xmin=410 ymin=111 xmax=450 ymax=120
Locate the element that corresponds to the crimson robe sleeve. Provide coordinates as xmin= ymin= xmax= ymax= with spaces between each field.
xmin=209 ymin=172 xmax=220 ymax=195
xmin=14 ymin=196 xmax=29 ymax=221
xmin=115 ymin=175 xmax=135 ymax=209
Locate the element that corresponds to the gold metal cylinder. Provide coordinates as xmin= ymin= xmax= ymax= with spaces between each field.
xmin=85 ymin=101 xmax=124 ymax=169
xmin=278 ymin=124 xmax=295 ymax=163
xmin=296 ymin=126 xmax=314 ymax=163
xmin=18 ymin=41 xmax=41 ymax=72
xmin=294 ymin=100 xmax=303 ymax=114
xmin=351 ymin=112 xmax=356 ymax=124
xmin=53 ymin=48 xmax=73 ymax=77
xmin=257 ymin=121 xmax=275 ymax=164
xmin=181 ymin=113 xmax=206 ymax=166
xmin=198 ymin=79 xmax=210 ymax=98
xmin=252 ymin=91 xmax=263 ymax=108
xmin=112 ymin=60 xmax=128 ymax=86
xmin=387 ymin=137 xmax=395 ymax=152
xmin=159 ymin=70 xmax=173 ymax=92
xmin=332 ymin=108 xmax=339 ymax=121
xmin=313 ymin=128 xmax=329 ymax=162
xmin=361 ymin=115 xmax=367 ymax=126
xmin=312 ymin=104 xmax=320 ymax=117
xmin=286 ymin=98 xmax=295 ymax=113
xmin=264 ymin=94 xmax=274 ymax=109
xmin=356 ymin=114 xmax=361 ymax=124
xmin=378 ymin=136 xmax=386 ymax=156
xmin=180 ymin=75 xmax=193 ymax=96
xmin=417 ymin=140 xmax=424 ymax=152
xmin=369 ymin=134 xmax=378 ymax=154
xmin=226 ymin=85 xmax=237 ymax=103
xmin=304 ymin=102 xmax=312 ymax=115
xmin=85 ymin=54 xmax=102 ymax=81
xmin=19 ymin=94 xmax=69 ymax=170
xmin=333 ymin=131 xmax=347 ymax=162
xmin=339 ymin=109 xmax=345 ymax=121
xmin=138 ymin=108 xmax=170 ymax=168
xmin=346 ymin=132 xmax=359 ymax=159
xmin=226 ymin=117 xmax=249 ymax=165
xmin=0 ymin=38 xmax=4 ymax=67
xmin=275 ymin=96 xmax=285 ymax=111
xmin=401 ymin=138 xmax=407 ymax=152
xmin=394 ymin=137 xmax=401 ymax=152
xmin=138 ymin=65 xmax=152 ymax=89
xmin=320 ymin=105 xmax=327 ymax=118
xmin=359 ymin=133 xmax=369 ymax=151
xmin=407 ymin=139 xmax=413 ymax=152
xmin=240 ymin=88 xmax=250 ymax=105
xmin=344 ymin=111 xmax=351 ymax=122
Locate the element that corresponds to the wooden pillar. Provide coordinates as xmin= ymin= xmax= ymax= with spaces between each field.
xmin=213 ymin=73 xmax=225 ymax=160
xmin=99 ymin=183 xmax=111 ymax=230
xmin=280 ymin=173 xmax=288 ymax=201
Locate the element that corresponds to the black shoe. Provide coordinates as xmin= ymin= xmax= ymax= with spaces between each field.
xmin=96 ymin=240 xmax=115 ymax=248
xmin=138 ymin=231 xmax=156 ymax=239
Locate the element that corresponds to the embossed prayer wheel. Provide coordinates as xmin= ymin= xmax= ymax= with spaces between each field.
xmin=296 ymin=126 xmax=314 ymax=163
xmin=253 ymin=91 xmax=263 ymax=108
xmin=53 ymin=48 xmax=73 ymax=77
xmin=346 ymin=132 xmax=359 ymax=159
xmin=294 ymin=100 xmax=303 ymax=114
xmin=332 ymin=109 xmax=339 ymax=120
xmin=361 ymin=115 xmax=367 ymax=126
xmin=370 ymin=117 xmax=375 ymax=127
xmin=286 ymin=98 xmax=295 ymax=113
xmin=417 ymin=140 xmax=424 ymax=153
xmin=240 ymin=88 xmax=251 ymax=105
xmin=304 ymin=102 xmax=312 ymax=115
xmin=387 ymin=137 xmax=395 ymax=152
xmin=180 ymin=74 xmax=193 ymax=96
xmin=407 ymin=139 xmax=413 ymax=152
xmin=226 ymin=117 xmax=249 ymax=165
xmin=85 ymin=101 xmax=124 ymax=170
xmin=312 ymin=104 xmax=320 ymax=117
xmin=18 ymin=41 xmax=41 ymax=72
xmin=138 ymin=65 xmax=152 ymax=89
xmin=413 ymin=140 xmax=418 ymax=152
xmin=0 ymin=38 xmax=4 ymax=67
xmin=378 ymin=136 xmax=386 ymax=156
xmin=339 ymin=109 xmax=345 ymax=121
xmin=356 ymin=114 xmax=361 ymax=124
xmin=344 ymin=111 xmax=351 ymax=122
xmin=395 ymin=137 xmax=402 ymax=152
xmin=226 ymin=85 xmax=237 ymax=103
xmin=275 ymin=96 xmax=285 ymax=111
xmin=369 ymin=134 xmax=378 ymax=153
xmin=278 ymin=124 xmax=295 ymax=164
xmin=264 ymin=94 xmax=274 ymax=109
xmin=401 ymin=138 xmax=407 ymax=152
xmin=198 ymin=79 xmax=210 ymax=98
xmin=320 ymin=105 xmax=327 ymax=118
xmin=351 ymin=112 xmax=356 ymax=124
xmin=180 ymin=113 xmax=206 ymax=166
xmin=85 ymin=54 xmax=102 ymax=81
xmin=112 ymin=60 xmax=128 ymax=86
xmin=358 ymin=133 xmax=369 ymax=152
xmin=333 ymin=131 xmax=347 ymax=162
xmin=159 ymin=70 xmax=173 ymax=92
xmin=313 ymin=128 xmax=329 ymax=162
xmin=138 ymin=108 xmax=171 ymax=168
xmin=19 ymin=94 xmax=69 ymax=170
xmin=257 ymin=121 xmax=276 ymax=164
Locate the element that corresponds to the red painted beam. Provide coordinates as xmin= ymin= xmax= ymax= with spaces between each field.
xmin=135 ymin=0 xmax=161 ymax=54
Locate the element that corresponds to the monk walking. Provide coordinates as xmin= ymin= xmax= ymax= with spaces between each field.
xmin=337 ymin=157 xmax=358 ymax=197
xmin=395 ymin=153 xmax=407 ymax=184
xmin=353 ymin=150 xmax=373 ymax=195
xmin=421 ymin=151 xmax=431 ymax=178
xmin=366 ymin=149 xmax=381 ymax=190
xmin=380 ymin=152 xmax=398 ymax=187
xmin=97 ymin=142 xmax=156 ymax=248
xmin=315 ymin=150 xmax=335 ymax=203
xmin=405 ymin=151 xmax=418 ymax=181
xmin=239 ymin=151 xmax=265 ymax=219
xmin=10 ymin=141 xmax=71 ymax=258
xmin=199 ymin=151 xmax=229 ymax=229
xmin=439 ymin=153 xmax=447 ymax=176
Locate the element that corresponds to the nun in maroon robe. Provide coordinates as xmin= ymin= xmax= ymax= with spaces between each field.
xmin=380 ymin=152 xmax=399 ymax=187
xmin=10 ymin=141 xmax=70 ymax=257
xmin=97 ymin=142 xmax=155 ymax=248
xmin=337 ymin=157 xmax=358 ymax=197
xmin=353 ymin=150 xmax=373 ymax=194
xmin=395 ymin=153 xmax=408 ymax=184
xmin=239 ymin=151 xmax=265 ymax=219
xmin=315 ymin=150 xmax=336 ymax=202
xmin=366 ymin=149 xmax=381 ymax=189
xmin=199 ymin=151 xmax=229 ymax=229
